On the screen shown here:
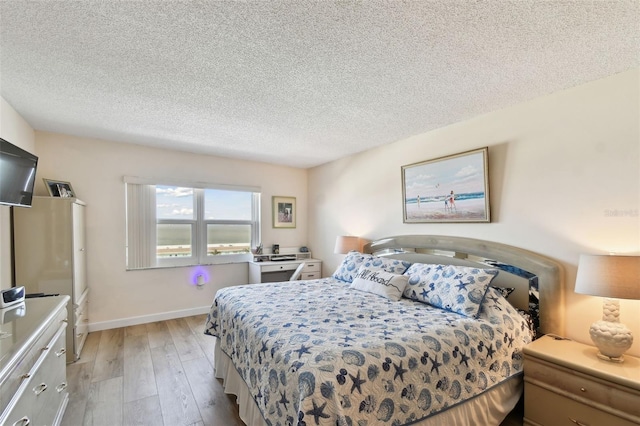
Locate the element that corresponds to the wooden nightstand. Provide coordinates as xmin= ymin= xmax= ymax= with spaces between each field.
xmin=523 ymin=335 xmax=640 ymax=426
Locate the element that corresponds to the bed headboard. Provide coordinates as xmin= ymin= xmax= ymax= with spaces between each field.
xmin=363 ymin=235 xmax=565 ymax=337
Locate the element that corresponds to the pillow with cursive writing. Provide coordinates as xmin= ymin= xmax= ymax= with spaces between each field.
xmin=351 ymin=265 xmax=409 ymax=301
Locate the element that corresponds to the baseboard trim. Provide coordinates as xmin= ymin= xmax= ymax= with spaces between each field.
xmin=88 ymin=306 xmax=211 ymax=332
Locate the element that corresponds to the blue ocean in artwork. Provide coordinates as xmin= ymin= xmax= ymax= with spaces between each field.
xmin=406 ymin=191 xmax=485 ymax=204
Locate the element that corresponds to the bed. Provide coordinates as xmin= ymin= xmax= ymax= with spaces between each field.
xmin=205 ymin=235 xmax=564 ymax=426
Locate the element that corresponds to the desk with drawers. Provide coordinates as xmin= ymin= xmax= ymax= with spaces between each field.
xmin=248 ymin=259 xmax=322 ymax=283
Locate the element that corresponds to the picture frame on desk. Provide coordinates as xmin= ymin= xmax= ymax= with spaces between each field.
xmin=272 ymin=196 xmax=296 ymax=228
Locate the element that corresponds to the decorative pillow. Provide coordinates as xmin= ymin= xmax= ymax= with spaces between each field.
xmin=332 ymin=251 xmax=374 ymax=283
xmin=351 ymin=265 xmax=409 ymax=301
xmin=361 ymin=256 xmax=411 ymax=275
xmin=403 ymin=263 xmax=498 ymax=317
xmin=332 ymin=252 xmax=411 ymax=283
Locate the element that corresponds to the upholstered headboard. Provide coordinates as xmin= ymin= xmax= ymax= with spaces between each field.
xmin=363 ymin=235 xmax=565 ymax=337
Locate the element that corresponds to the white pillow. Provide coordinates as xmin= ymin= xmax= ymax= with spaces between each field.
xmin=351 ymin=266 xmax=409 ymax=301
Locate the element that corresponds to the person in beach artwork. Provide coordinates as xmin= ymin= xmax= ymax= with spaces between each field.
xmin=417 ymin=195 xmax=421 ymax=208
xmin=448 ymin=190 xmax=456 ymax=211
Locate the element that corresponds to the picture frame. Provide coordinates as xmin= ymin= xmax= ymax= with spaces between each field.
xmin=272 ymin=196 xmax=296 ymax=228
xmin=43 ymin=178 xmax=76 ymax=198
xmin=402 ymin=147 xmax=490 ymax=223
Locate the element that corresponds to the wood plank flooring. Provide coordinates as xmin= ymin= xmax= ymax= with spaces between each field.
xmin=63 ymin=314 xmax=523 ymax=426
xmin=62 ymin=314 xmax=244 ymax=426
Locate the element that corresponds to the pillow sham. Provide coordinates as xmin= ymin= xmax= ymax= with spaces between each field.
xmin=332 ymin=251 xmax=411 ymax=283
xmin=362 ymin=256 xmax=411 ymax=275
xmin=351 ymin=265 xmax=409 ymax=301
xmin=403 ymin=263 xmax=498 ymax=318
xmin=332 ymin=251 xmax=374 ymax=283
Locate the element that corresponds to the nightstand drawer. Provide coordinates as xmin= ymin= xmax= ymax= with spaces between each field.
xmin=525 ymin=382 xmax=637 ymax=426
xmin=525 ymin=357 xmax=640 ymax=418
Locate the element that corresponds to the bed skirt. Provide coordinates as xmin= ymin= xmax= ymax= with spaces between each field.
xmin=213 ymin=338 xmax=522 ymax=426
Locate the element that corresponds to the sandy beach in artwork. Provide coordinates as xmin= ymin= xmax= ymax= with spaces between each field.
xmin=405 ymin=197 xmax=487 ymax=221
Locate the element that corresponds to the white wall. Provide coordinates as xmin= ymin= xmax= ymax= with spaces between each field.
xmin=0 ymin=97 xmax=36 ymax=290
xmin=308 ymin=68 xmax=640 ymax=356
xmin=33 ymin=133 xmax=308 ymax=329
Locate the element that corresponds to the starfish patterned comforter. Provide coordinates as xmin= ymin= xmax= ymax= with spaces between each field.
xmin=205 ymin=278 xmax=533 ymax=426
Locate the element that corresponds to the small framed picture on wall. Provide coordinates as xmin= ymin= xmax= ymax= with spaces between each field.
xmin=43 ymin=178 xmax=76 ymax=198
xmin=272 ymin=196 xmax=296 ymax=228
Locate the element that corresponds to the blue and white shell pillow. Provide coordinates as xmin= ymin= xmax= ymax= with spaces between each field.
xmin=403 ymin=263 xmax=498 ymax=317
xmin=333 ymin=251 xmax=411 ymax=283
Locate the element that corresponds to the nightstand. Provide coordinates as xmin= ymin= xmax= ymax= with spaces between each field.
xmin=523 ymin=335 xmax=640 ymax=426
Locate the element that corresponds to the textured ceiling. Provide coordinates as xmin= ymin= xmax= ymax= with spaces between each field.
xmin=1 ymin=1 xmax=638 ymax=168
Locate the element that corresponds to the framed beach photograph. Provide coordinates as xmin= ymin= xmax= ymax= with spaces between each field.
xmin=402 ymin=147 xmax=490 ymax=223
xmin=272 ymin=196 xmax=296 ymax=228
xmin=43 ymin=178 xmax=76 ymax=198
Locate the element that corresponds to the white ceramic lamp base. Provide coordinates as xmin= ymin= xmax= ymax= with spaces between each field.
xmin=589 ymin=298 xmax=633 ymax=363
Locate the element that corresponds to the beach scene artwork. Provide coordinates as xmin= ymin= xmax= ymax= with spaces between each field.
xmin=402 ymin=147 xmax=490 ymax=223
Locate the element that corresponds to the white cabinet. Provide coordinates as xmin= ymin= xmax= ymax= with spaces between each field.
xmin=13 ymin=196 xmax=89 ymax=362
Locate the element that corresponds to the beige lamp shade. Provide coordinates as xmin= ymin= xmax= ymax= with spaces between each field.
xmin=334 ymin=236 xmax=361 ymax=254
xmin=575 ymin=255 xmax=640 ymax=299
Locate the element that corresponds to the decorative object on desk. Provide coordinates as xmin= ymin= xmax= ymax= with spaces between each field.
xmin=401 ymin=147 xmax=490 ymax=223
xmin=334 ymin=235 xmax=362 ymax=254
xmin=300 ymin=246 xmax=309 ymax=253
xmin=272 ymin=244 xmax=280 ymax=254
xmin=272 ymin=196 xmax=296 ymax=228
xmin=43 ymin=178 xmax=75 ymax=198
xmin=575 ymin=254 xmax=640 ymax=362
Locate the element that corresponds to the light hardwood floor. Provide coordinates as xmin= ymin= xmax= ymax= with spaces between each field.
xmin=62 ymin=314 xmax=523 ymax=426
xmin=61 ymin=314 xmax=244 ymax=426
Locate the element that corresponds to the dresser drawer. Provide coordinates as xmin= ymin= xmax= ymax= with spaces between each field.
xmin=301 ymin=272 xmax=320 ymax=280
xmin=0 ymin=307 xmax=67 ymax=414
xmin=525 ymin=357 xmax=640 ymax=418
xmin=524 ymin=382 xmax=637 ymax=426
xmin=1 ymin=323 xmax=67 ymax=426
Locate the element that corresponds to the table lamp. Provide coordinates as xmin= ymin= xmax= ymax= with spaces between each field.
xmin=574 ymin=254 xmax=640 ymax=362
xmin=334 ymin=236 xmax=361 ymax=254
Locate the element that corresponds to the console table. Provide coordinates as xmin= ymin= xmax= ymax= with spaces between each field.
xmin=0 ymin=295 xmax=70 ymax=426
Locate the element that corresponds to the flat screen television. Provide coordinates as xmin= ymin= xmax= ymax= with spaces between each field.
xmin=0 ymin=138 xmax=38 ymax=208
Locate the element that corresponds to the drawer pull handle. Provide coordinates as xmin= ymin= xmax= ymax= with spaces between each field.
xmin=568 ymin=418 xmax=589 ymax=426
xmin=12 ymin=416 xmax=30 ymax=426
xmin=56 ymin=382 xmax=68 ymax=392
xmin=41 ymin=345 xmax=50 ymax=351
xmin=83 ymin=319 xmax=89 ymax=322
xmin=56 ymin=348 xmax=67 ymax=357
xmin=20 ymin=373 xmax=31 ymax=380
xmin=33 ymin=383 xmax=48 ymax=395
xmin=580 ymin=387 xmax=586 ymax=392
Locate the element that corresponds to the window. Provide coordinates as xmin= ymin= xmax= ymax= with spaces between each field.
xmin=126 ymin=179 xmax=260 ymax=269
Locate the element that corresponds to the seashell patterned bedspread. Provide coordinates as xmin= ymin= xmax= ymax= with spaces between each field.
xmin=204 ymin=278 xmax=533 ymax=426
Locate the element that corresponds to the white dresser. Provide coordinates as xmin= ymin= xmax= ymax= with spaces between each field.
xmin=13 ymin=196 xmax=89 ymax=362
xmin=0 ymin=295 xmax=70 ymax=426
